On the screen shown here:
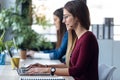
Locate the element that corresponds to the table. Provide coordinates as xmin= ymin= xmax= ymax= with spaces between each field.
xmin=0 ymin=59 xmax=74 ymax=80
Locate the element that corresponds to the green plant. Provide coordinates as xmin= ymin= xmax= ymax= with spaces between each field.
xmin=0 ymin=30 xmax=14 ymax=52
xmin=16 ymin=0 xmax=32 ymax=25
xmin=0 ymin=1 xmax=33 ymax=50
xmin=0 ymin=0 xmax=31 ymax=30
xmin=0 ymin=7 xmax=28 ymax=50
xmin=13 ymin=26 xmax=39 ymax=50
xmin=0 ymin=0 xmax=53 ymax=51
xmin=13 ymin=25 xmax=53 ymax=50
xmin=0 ymin=8 xmax=14 ymax=30
xmin=37 ymin=36 xmax=53 ymax=50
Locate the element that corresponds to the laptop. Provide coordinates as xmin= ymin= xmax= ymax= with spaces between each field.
xmin=5 ymin=44 xmax=51 ymax=76
xmin=17 ymin=67 xmax=51 ymax=76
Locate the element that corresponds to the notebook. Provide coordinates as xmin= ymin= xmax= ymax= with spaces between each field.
xmin=19 ymin=76 xmax=65 ymax=80
xmin=17 ymin=67 xmax=51 ymax=76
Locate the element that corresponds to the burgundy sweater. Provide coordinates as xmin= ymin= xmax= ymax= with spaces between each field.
xmin=69 ymin=31 xmax=99 ymax=80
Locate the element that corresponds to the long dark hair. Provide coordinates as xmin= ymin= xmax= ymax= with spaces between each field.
xmin=64 ymin=0 xmax=90 ymax=30
xmin=53 ymin=8 xmax=67 ymax=49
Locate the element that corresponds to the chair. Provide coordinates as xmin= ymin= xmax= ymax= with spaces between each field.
xmin=98 ymin=64 xmax=116 ymax=80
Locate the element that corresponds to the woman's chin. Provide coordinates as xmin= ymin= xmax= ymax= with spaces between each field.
xmin=67 ymin=27 xmax=72 ymax=31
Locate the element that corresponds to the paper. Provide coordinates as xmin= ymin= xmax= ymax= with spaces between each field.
xmin=33 ymin=52 xmax=50 ymax=59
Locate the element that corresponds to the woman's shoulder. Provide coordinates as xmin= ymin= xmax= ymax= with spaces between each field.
xmin=84 ymin=31 xmax=95 ymax=37
xmin=80 ymin=31 xmax=97 ymax=41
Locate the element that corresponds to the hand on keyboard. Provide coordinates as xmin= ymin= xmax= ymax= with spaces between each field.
xmin=27 ymin=67 xmax=48 ymax=74
xmin=17 ymin=67 xmax=50 ymax=76
xmin=27 ymin=63 xmax=45 ymax=69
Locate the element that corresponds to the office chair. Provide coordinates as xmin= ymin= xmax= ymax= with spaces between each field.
xmin=98 ymin=64 xmax=116 ymax=80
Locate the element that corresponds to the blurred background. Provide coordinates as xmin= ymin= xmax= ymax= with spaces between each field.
xmin=0 ymin=0 xmax=120 ymax=80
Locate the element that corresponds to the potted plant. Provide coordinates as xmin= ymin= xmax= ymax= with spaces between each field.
xmin=0 ymin=0 xmax=33 ymax=50
xmin=13 ymin=25 xmax=53 ymax=59
xmin=13 ymin=25 xmax=40 ymax=50
xmin=0 ymin=0 xmax=53 ymax=55
xmin=13 ymin=25 xmax=53 ymax=50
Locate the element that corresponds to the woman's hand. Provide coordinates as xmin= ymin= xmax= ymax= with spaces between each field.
xmin=27 ymin=63 xmax=45 ymax=69
xmin=26 ymin=50 xmax=36 ymax=57
xmin=26 ymin=68 xmax=49 ymax=74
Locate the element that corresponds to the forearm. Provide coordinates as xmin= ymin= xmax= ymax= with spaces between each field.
xmin=27 ymin=64 xmax=69 ymax=76
xmin=55 ymin=68 xmax=69 ymax=76
xmin=47 ymin=67 xmax=69 ymax=76
xmin=47 ymin=63 xmax=69 ymax=76
xmin=47 ymin=63 xmax=67 ymax=68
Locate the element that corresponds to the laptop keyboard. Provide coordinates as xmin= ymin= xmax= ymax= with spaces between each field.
xmin=18 ymin=67 xmax=66 ymax=80
xmin=17 ymin=67 xmax=50 ymax=76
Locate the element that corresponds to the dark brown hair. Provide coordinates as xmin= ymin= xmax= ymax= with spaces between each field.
xmin=53 ymin=8 xmax=67 ymax=49
xmin=64 ymin=0 xmax=90 ymax=30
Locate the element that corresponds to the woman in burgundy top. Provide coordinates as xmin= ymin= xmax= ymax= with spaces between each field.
xmin=27 ymin=1 xmax=99 ymax=80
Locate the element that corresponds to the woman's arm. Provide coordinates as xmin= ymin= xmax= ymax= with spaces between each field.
xmin=54 ymin=68 xmax=69 ymax=76
xmin=27 ymin=62 xmax=69 ymax=76
xmin=27 ymin=66 xmax=70 ymax=76
xmin=27 ymin=32 xmax=68 ymax=61
xmin=27 ymin=63 xmax=67 ymax=68
xmin=47 ymin=63 xmax=67 ymax=68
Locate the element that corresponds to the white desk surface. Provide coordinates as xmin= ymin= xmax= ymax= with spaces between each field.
xmin=0 ymin=59 xmax=74 ymax=80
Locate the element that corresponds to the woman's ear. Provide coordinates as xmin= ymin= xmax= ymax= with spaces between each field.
xmin=75 ymin=17 xmax=79 ymax=22
xmin=74 ymin=17 xmax=79 ymax=27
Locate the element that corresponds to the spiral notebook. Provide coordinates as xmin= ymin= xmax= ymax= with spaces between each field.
xmin=19 ymin=76 xmax=65 ymax=80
